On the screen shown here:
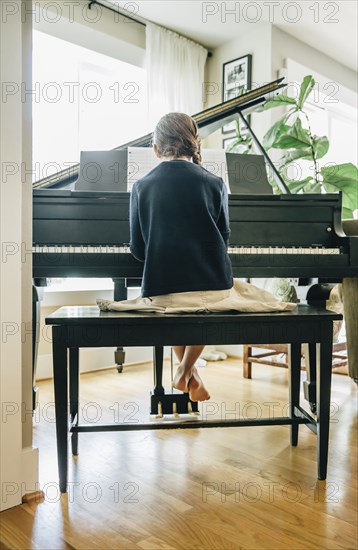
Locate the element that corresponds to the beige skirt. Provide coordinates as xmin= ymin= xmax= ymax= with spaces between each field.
xmin=97 ymin=279 xmax=297 ymax=314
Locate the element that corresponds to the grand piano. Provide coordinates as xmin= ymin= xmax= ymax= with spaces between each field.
xmin=32 ymin=78 xmax=358 ymax=408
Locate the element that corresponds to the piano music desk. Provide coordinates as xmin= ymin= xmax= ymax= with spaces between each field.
xmin=46 ymin=305 xmax=342 ymax=492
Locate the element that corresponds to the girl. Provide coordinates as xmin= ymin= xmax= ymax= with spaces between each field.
xmin=98 ymin=112 xmax=296 ymax=401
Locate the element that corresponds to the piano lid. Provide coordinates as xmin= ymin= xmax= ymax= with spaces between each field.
xmin=32 ymin=78 xmax=286 ymax=190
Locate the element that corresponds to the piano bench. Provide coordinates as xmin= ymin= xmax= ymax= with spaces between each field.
xmin=45 ymin=305 xmax=342 ymax=492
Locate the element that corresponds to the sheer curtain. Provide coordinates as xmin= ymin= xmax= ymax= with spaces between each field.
xmin=145 ymin=22 xmax=208 ymax=126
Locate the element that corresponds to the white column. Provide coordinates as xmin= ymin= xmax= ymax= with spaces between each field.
xmin=0 ymin=0 xmax=39 ymax=511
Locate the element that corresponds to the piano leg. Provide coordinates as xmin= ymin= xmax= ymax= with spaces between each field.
xmin=113 ymin=278 xmax=127 ymax=373
xmin=153 ymin=346 xmax=165 ymax=396
xmin=150 ymin=346 xmax=164 ymax=416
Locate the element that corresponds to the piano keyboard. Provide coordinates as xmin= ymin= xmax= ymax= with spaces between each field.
xmin=227 ymin=247 xmax=341 ymax=255
xmin=32 ymin=245 xmax=341 ymax=255
xmin=33 ymin=245 xmax=132 ymax=254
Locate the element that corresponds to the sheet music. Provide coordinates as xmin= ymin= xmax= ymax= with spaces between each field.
xmin=127 ymin=147 xmax=161 ymax=191
xmin=127 ymin=147 xmax=230 ymax=192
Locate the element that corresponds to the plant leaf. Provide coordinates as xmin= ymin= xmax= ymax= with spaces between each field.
xmin=306 ymin=181 xmax=322 ymax=193
xmin=285 ymin=176 xmax=314 ymax=193
xmin=262 ymin=112 xmax=292 ymax=150
xmin=342 ymin=206 xmax=354 ymax=220
xmin=273 ymin=118 xmax=311 ymax=149
xmin=321 ymin=162 xmax=358 ymax=184
xmin=298 ymin=75 xmax=315 ymax=109
xmin=279 ymin=147 xmax=313 ymax=167
xmin=312 ymin=135 xmax=329 ymax=160
xmin=321 ymin=163 xmax=358 ymax=212
xmin=259 ymin=95 xmax=297 ymax=111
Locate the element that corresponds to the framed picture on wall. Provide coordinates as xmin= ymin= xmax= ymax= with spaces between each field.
xmin=222 ymin=54 xmax=252 ymax=133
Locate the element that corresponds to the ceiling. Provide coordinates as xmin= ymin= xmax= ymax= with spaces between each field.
xmin=106 ymin=0 xmax=358 ymax=72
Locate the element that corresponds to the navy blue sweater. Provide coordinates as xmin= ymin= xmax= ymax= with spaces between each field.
xmin=130 ymin=160 xmax=233 ymax=297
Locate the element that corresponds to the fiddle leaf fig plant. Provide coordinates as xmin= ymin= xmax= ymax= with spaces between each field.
xmin=259 ymin=75 xmax=358 ymax=219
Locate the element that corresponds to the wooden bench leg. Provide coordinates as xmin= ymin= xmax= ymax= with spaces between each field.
xmin=289 ymin=343 xmax=301 ymax=446
xmin=243 ymin=345 xmax=252 ymax=379
xmin=53 ymin=326 xmax=68 ymax=493
xmin=317 ymin=329 xmax=333 ymax=481
xmin=303 ymin=343 xmax=317 ymax=414
xmin=69 ymin=348 xmax=79 ymax=456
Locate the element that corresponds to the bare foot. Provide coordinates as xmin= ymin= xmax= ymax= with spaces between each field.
xmin=188 ymin=367 xmax=210 ymax=402
xmin=172 ymin=364 xmax=191 ymax=393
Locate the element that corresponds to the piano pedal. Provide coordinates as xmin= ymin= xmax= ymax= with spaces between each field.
xmin=150 ymin=390 xmax=199 ymax=416
xmin=155 ymin=401 xmax=163 ymax=419
xmin=187 ymin=401 xmax=200 ymax=415
xmin=172 ymin=402 xmax=180 ymax=418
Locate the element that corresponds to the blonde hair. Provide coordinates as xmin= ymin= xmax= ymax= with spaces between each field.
xmin=153 ymin=112 xmax=202 ymax=165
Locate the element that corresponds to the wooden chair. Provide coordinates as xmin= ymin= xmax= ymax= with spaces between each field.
xmin=243 ymin=341 xmax=348 ymax=379
xmin=243 ymin=280 xmax=349 ymax=379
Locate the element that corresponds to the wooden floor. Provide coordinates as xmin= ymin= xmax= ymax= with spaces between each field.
xmin=1 ymin=358 xmax=357 ymax=550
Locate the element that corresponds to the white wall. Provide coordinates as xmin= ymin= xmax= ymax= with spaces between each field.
xmin=0 ymin=0 xmax=38 ymax=511
xmin=205 ymin=22 xmax=273 ymax=149
xmin=272 ymin=26 xmax=357 ymax=103
xmin=33 ymin=1 xmax=145 ymax=67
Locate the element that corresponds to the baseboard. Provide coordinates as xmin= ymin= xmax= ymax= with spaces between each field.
xmin=20 ymin=446 xmax=39 ymax=498
xmin=22 ymin=491 xmax=45 ymax=504
xmin=36 ymin=346 xmax=172 ymax=380
xmin=216 ymin=345 xmax=243 ymax=357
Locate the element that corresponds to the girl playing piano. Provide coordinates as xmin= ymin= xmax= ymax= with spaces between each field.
xmin=97 ymin=112 xmax=295 ymax=401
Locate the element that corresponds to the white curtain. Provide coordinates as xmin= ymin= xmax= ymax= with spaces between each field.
xmin=145 ymin=22 xmax=208 ymax=126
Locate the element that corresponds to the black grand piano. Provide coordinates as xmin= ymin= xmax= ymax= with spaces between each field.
xmin=32 ymin=78 xmax=358 ymax=409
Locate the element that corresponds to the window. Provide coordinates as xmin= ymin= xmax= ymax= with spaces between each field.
xmin=33 ymin=30 xmax=148 ymax=291
xmin=32 ymin=30 xmax=149 ymax=182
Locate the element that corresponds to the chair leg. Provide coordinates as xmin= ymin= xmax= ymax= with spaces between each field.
xmin=243 ymin=345 xmax=252 ymax=379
